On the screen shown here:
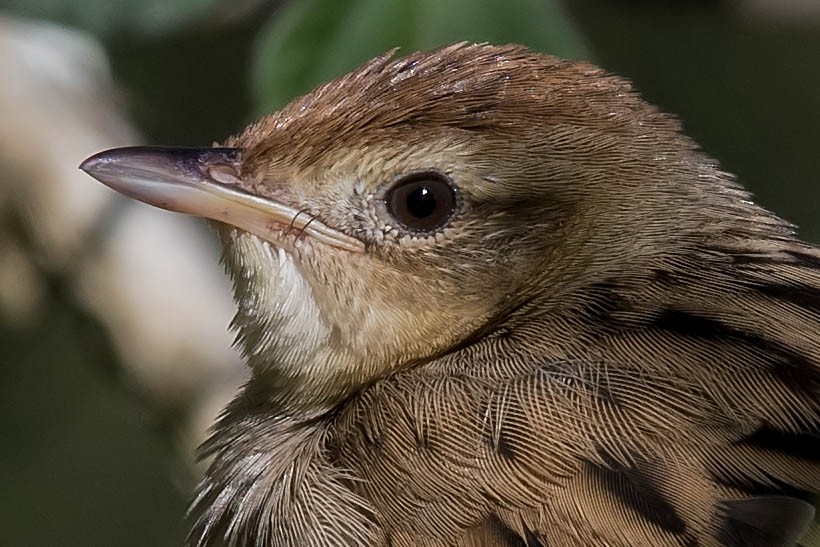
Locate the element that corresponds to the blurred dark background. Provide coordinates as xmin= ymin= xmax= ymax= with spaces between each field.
xmin=0 ymin=0 xmax=818 ymax=545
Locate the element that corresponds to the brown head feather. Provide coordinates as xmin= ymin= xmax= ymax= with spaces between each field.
xmin=230 ymin=42 xmax=673 ymax=180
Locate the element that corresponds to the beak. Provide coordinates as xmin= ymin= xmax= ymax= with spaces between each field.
xmin=80 ymin=146 xmax=364 ymax=253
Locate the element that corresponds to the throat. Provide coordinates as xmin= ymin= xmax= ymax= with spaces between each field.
xmin=220 ymin=229 xmax=360 ymax=409
xmin=227 ymin=234 xmax=326 ymax=368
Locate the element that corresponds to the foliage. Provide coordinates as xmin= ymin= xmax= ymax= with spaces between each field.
xmin=252 ymin=0 xmax=589 ymax=113
xmin=0 ymin=0 xmax=219 ymax=36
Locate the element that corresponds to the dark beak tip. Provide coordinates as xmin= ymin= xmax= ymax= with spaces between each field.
xmin=79 ymin=148 xmax=122 ymax=177
xmin=79 ymin=154 xmax=100 ymax=174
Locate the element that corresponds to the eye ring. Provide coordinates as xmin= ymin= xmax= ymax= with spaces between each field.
xmin=384 ymin=170 xmax=459 ymax=234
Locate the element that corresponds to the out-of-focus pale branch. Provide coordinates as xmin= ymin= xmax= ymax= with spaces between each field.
xmin=0 ymin=15 xmax=245 ymax=456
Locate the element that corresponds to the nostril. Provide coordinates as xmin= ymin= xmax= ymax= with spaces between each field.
xmin=208 ymin=164 xmax=242 ymax=186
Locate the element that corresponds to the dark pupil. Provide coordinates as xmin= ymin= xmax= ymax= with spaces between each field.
xmin=386 ymin=174 xmax=456 ymax=232
xmin=406 ymin=185 xmax=437 ymax=218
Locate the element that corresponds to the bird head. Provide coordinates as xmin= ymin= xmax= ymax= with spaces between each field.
xmin=81 ymin=43 xmax=753 ymax=411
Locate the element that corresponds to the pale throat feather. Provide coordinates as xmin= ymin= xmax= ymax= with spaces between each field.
xmin=222 ymin=229 xmax=331 ymax=378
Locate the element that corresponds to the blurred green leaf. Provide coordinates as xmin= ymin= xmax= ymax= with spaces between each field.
xmin=252 ymin=0 xmax=590 ymax=114
xmin=0 ymin=0 xmax=220 ymax=37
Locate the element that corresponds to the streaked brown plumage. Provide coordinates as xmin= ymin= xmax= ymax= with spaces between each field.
xmin=81 ymin=43 xmax=819 ymax=546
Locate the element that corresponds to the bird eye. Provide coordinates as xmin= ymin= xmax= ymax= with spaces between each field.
xmin=386 ymin=172 xmax=457 ymax=233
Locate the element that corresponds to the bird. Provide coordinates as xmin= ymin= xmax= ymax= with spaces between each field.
xmin=80 ymin=43 xmax=819 ymax=546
